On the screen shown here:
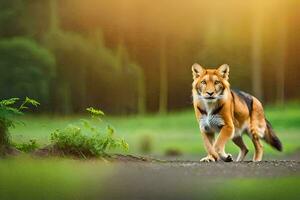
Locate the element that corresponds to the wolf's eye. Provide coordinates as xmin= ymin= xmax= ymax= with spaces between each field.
xmin=215 ymin=80 xmax=221 ymax=85
xmin=201 ymin=80 xmax=206 ymax=85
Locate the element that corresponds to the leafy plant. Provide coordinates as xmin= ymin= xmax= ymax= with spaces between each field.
xmin=86 ymin=107 xmax=104 ymax=116
xmin=0 ymin=97 xmax=39 ymax=154
xmin=50 ymin=107 xmax=128 ymax=158
xmin=14 ymin=139 xmax=39 ymax=153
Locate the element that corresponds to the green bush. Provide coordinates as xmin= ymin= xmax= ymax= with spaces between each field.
xmin=50 ymin=107 xmax=128 ymax=158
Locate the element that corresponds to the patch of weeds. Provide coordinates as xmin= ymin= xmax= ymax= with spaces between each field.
xmin=13 ymin=139 xmax=39 ymax=153
xmin=50 ymin=107 xmax=129 ymax=158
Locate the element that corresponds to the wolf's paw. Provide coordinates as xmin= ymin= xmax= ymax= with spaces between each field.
xmin=222 ymin=154 xmax=233 ymax=162
xmin=200 ymin=155 xmax=216 ymax=162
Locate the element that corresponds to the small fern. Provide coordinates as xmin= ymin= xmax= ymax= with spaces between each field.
xmin=86 ymin=107 xmax=104 ymax=116
xmin=0 ymin=97 xmax=39 ymax=154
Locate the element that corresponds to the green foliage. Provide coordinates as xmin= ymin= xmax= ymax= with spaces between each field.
xmin=0 ymin=0 xmax=299 ymax=115
xmin=50 ymin=107 xmax=128 ymax=158
xmin=0 ymin=1 xmax=145 ymax=115
xmin=86 ymin=107 xmax=104 ymax=116
xmin=14 ymin=139 xmax=39 ymax=153
xmin=0 ymin=97 xmax=39 ymax=148
xmin=0 ymin=97 xmax=39 ymax=129
xmin=0 ymin=38 xmax=55 ymax=110
xmin=19 ymin=97 xmax=40 ymax=110
xmin=0 ymin=0 xmax=25 ymax=37
xmin=43 ymin=30 xmax=142 ymax=114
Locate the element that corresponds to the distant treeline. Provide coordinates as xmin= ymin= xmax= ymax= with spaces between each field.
xmin=0 ymin=0 xmax=299 ymax=114
xmin=0 ymin=0 xmax=145 ymax=114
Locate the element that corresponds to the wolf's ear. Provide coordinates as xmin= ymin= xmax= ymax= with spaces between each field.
xmin=192 ymin=63 xmax=205 ymax=79
xmin=217 ymin=64 xmax=230 ymax=80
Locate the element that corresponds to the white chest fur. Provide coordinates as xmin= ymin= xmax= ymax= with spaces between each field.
xmin=198 ymin=101 xmax=225 ymax=133
xmin=199 ymin=114 xmax=224 ymax=133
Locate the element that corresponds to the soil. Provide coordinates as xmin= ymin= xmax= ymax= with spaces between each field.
xmin=31 ymin=146 xmax=300 ymax=175
xmin=108 ymin=153 xmax=300 ymax=178
xmin=99 ymin=153 xmax=300 ymax=200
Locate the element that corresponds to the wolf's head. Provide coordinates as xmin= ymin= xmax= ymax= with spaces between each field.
xmin=192 ymin=63 xmax=230 ymax=101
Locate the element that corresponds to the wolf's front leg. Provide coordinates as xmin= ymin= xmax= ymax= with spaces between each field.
xmin=200 ymin=131 xmax=219 ymax=162
xmin=213 ymin=125 xmax=234 ymax=162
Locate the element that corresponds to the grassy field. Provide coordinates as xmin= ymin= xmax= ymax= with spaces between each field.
xmin=11 ymin=103 xmax=300 ymax=158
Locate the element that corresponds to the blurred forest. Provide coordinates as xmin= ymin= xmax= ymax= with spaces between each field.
xmin=0 ymin=0 xmax=299 ymax=114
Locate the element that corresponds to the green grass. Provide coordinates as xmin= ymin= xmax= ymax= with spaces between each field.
xmin=215 ymin=177 xmax=300 ymax=200
xmin=10 ymin=103 xmax=300 ymax=158
xmin=0 ymin=157 xmax=113 ymax=200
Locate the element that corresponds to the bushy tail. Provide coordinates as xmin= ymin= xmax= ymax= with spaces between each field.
xmin=264 ymin=119 xmax=282 ymax=151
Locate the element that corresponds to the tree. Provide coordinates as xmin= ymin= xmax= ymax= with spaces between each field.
xmin=0 ymin=0 xmax=25 ymax=37
xmin=0 ymin=37 xmax=55 ymax=110
xmin=136 ymin=66 xmax=146 ymax=115
xmin=275 ymin=2 xmax=287 ymax=105
xmin=159 ymin=35 xmax=168 ymax=114
xmin=43 ymin=0 xmax=144 ymax=114
xmin=251 ymin=1 xmax=263 ymax=101
xmin=115 ymin=43 xmax=146 ymax=114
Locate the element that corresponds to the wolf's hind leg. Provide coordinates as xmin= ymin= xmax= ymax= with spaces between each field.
xmin=232 ymin=136 xmax=249 ymax=161
xmin=251 ymin=132 xmax=263 ymax=161
xmin=249 ymin=98 xmax=266 ymax=161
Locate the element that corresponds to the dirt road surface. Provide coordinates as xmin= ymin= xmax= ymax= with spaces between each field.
xmin=95 ymin=153 xmax=300 ymax=200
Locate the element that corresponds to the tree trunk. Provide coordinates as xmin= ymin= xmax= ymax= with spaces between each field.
xmin=60 ymin=81 xmax=72 ymax=114
xmin=159 ymin=36 xmax=168 ymax=114
xmin=49 ymin=0 xmax=59 ymax=33
xmin=275 ymin=3 xmax=287 ymax=105
xmin=137 ymin=67 xmax=146 ymax=115
xmin=251 ymin=4 xmax=263 ymax=101
xmin=0 ymin=122 xmax=9 ymax=155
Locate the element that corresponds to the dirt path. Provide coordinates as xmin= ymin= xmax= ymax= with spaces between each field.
xmin=29 ymin=149 xmax=300 ymax=199
xmin=97 ymin=154 xmax=300 ymax=200
xmin=110 ymin=154 xmax=300 ymax=177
